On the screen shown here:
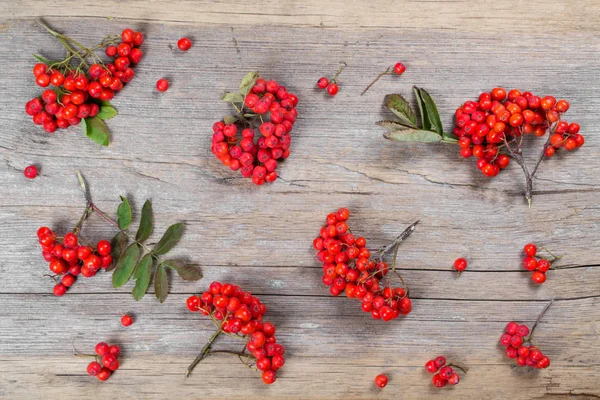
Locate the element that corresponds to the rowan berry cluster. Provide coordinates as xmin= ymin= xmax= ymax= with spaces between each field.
xmin=313 ymin=208 xmax=413 ymax=321
xmin=86 ymin=342 xmax=122 ymax=381
xmin=186 ymin=281 xmax=285 ymax=385
xmin=500 ymin=322 xmax=550 ymax=369
xmin=522 ymin=243 xmax=560 ymax=285
xmin=37 ymin=226 xmax=112 ymax=296
xmin=212 ymin=73 xmax=298 ymax=185
xmin=454 ymin=88 xmax=583 ymax=178
xmin=26 ymin=23 xmax=143 ymax=143
xmin=316 ymin=62 xmax=347 ymax=96
xmin=425 ymin=356 xmax=464 ymax=387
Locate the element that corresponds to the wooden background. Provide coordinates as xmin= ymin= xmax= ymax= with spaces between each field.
xmin=1 ymin=1 xmax=599 ymax=399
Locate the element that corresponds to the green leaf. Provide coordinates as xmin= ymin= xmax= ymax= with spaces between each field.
xmin=97 ymin=104 xmax=118 ymax=120
xmin=154 ymin=264 xmax=169 ymax=303
xmin=416 ymin=88 xmax=444 ymax=135
xmin=83 ymin=117 xmax=110 ymax=146
xmin=383 ymin=129 xmax=443 ymax=143
xmin=163 ymin=260 xmax=203 ymax=281
xmin=109 ymin=231 xmax=128 ymax=271
xmin=152 ymin=223 xmax=184 ymax=255
xmin=133 ymin=253 xmax=153 ymax=279
xmin=239 ymin=71 xmax=259 ymax=95
xmin=33 ymin=54 xmax=53 ymax=64
xmin=135 ymin=200 xmax=153 ymax=242
xmin=376 ymin=120 xmax=414 ymax=131
xmin=385 ymin=94 xmax=417 ymax=128
xmin=132 ymin=253 xmax=153 ymax=301
xmin=223 ymin=115 xmax=238 ymax=124
xmin=413 ymin=87 xmax=431 ymax=131
xmin=221 ymin=92 xmax=244 ymax=103
xmin=117 ymin=196 xmax=131 ymax=230
xmin=112 ymin=243 xmax=141 ymax=288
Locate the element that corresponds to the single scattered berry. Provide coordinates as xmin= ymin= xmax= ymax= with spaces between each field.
xmin=156 ymin=78 xmax=169 ymax=92
xmin=121 ymin=314 xmax=133 ymax=327
xmin=393 ymin=62 xmax=406 ymax=75
xmin=24 ymin=165 xmax=38 ymax=179
xmin=453 ymin=257 xmax=467 ymax=272
xmin=177 ymin=37 xmax=192 ymax=51
xmin=375 ymin=374 xmax=388 ymax=388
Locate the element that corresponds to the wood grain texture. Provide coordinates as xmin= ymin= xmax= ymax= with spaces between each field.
xmin=0 ymin=5 xmax=599 ymax=399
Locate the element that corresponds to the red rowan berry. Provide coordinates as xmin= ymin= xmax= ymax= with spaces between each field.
xmin=87 ymin=361 xmax=102 ymax=376
xmin=121 ymin=314 xmax=133 ymax=327
xmin=375 ymin=374 xmax=388 ymax=388
xmin=24 ymin=165 xmax=38 ymax=179
xmin=453 ymin=258 xmax=467 ymax=272
xmin=177 ymin=37 xmax=192 ymax=51
xmin=327 ymin=83 xmax=339 ymax=96
xmin=156 ymin=78 xmax=169 ymax=92
xmin=393 ymin=62 xmax=406 ymax=75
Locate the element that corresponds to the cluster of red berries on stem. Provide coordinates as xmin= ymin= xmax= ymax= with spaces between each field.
xmin=316 ymin=62 xmax=347 ymax=96
xmin=212 ymin=72 xmax=298 ymax=185
xmin=26 ymin=22 xmax=143 ymax=142
xmin=313 ymin=208 xmax=417 ymax=321
xmin=361 ymin=62 xmax=406 ymax=95
xmin=522 ymin=243 xmax=561 ymax=285
xmin=500 ymin=300 xmax=553 ymax=369
xmin=425 ymin=356 xmax=466 ymax=388
xmin=454 ymin=88 xmax=583 ymax=204
xmin=85 ymin=342 xmax=122 ymax=381
xmin=186 ymin=281 xmax=285 ymax=384
xmin=37 ymin=226 xmax=112 ymax=296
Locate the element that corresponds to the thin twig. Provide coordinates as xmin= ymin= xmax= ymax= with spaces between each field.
xmin=376 ymin=220 xmax=419 ymax=258
xmin=361 ymin=66 xmax=391 ymax=96
xmin=527 ymin=300 xmax=554 ymax=341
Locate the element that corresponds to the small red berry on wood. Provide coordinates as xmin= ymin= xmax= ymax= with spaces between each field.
xmin=375 ymin=374 xmax=388 ymax=388
xmin=177 ymin=37 xmax=192 ymax=51
xmin=453 ymin=257 xmax=467 ymax=275
xmin=156 ymin=78 xmax=169 ymax=92
xmin=24 ymin=165 xmax=39 ymax=179
xmin=121 ymin=314 xmax=133 ymax=327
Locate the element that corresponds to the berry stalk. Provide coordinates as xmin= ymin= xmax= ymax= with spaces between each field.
xmin=186 ymin=327 xmax=223 ymax=377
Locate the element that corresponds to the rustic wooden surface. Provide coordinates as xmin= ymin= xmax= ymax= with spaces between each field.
xmin=1 ymin=1 xmax=599 ymax=399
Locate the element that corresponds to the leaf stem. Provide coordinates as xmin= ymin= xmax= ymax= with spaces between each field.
xmin=186 ymin=328 xmax=222 ymax=377
xmin=75 ymin=172 xmax=161 ymax=262
xmin=361 ymin=66 xmax=391 ymax=96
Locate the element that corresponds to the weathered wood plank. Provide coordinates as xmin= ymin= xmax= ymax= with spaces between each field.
xmin=2 ymin=0 xmax=600 ymax=34
xmin=0 ymin=10 xmax=599 ymax=400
